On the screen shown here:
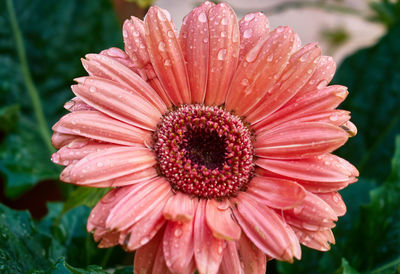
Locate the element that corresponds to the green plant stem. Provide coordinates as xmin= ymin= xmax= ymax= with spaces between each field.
xmin=6 ymin=0 xmax=54 ymax=153
xmin=370 ymin=257 xmax=400 ymax=273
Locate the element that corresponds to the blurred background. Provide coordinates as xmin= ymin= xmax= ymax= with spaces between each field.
xmin=0 ymin=0 xmax=400 ymax=273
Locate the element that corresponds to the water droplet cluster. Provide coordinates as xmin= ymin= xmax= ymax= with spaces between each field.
xmin=154 ymin=105 xmax=254 ymax=199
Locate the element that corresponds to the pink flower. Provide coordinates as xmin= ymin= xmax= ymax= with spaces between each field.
xmin=51 ymin=2 xmax=358 ymax=273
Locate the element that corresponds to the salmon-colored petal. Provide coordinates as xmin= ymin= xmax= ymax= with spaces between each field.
xmin=145 ymin=6 xmax=191 ymax=105
xmin=238 ymin=12 xmax=269 ymax=62
xmin=93 ymin=228 xmax=120 ymax=248
xmin=194 ymin=199 xmax=225 ymax=274
xmin=72 ymin=78 xmax=161 ymax=130
xmin=163 ymin=218 xmax=194 ymax=273
xmin=60 ymin=147 xmax=155 ymax=185
xmin=106 ymin=178 xmax=170 ymax=231
xmin=124 ymin=191 xmax=171 ymax=251
xmin=123 ymin=16 xmax=172 ymax=107
xmin=99 ymin=47 xmax=138 ymax=72
xmin=256 ymin=154 xmax=358 ymax=183
xmin=225 ymin=26 xmax=296 ymax=115
xmin=134 ymin=227 xmax=166 ymax=274
xmin=255 ymin=122 xmax=348 ymax=159
xmin=163 ymin=192 xmax=196 ymax=222
xmin=232 ymin=193 xmax=298 ymax=262
xmin=246 ymin=43 xmax=321 ymax=124
xmin=153 ymin=235 xmax=173 ymax=274
xmin=237 ymin=233 xmax=267 ymax=274
xmin=284 ymin=110 xmax=350 ymax=127
xmin=340 ymin=120 xmax=358 ymax=137
xmin=204 ymin=3 xmax=240 ymax=106
xmin=64 ymin=97 xmax=94 ymax=112
xmin=317 ymin=192 xmax=347 ymax=217
xmin=83 ymin=54 xmax=167 ymax=113
xmin=292 ymin=55 xmax=336 ymax=100
xmin=87 ymin=186 xmax=133 ymax=231
xmin=180 ymin=2 xmax=214 ymax=104
xmin=86 ymin=168 xmax=158 ymax=188
xmin=291 ymin=226 xmax=335 ymax=251
xmin=52 ymin=111 xmax=152 ymax=147
xmin=284 ymin=191 xmax=338 ymax=231
xmin=254 ymin=85 xmax=349 ymax=133
xmin=206 ymin=199 xmax=241 ymax=240
xmin=219 ymin=241 xmax=243 ymax=274
xmin=246 ymin=176 xmax=306 ymax=209
xmin=51 ymin=132 xmax=87 ymax=149
xmin=51 ymin=141 xmax=119 ymax=166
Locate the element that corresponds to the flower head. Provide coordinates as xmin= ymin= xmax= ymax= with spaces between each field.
xmin=52 ymin=2 xmax=358 ymax=273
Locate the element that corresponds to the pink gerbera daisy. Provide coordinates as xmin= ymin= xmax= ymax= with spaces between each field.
xmin=51 ymin=2 xmax=359 ymax=273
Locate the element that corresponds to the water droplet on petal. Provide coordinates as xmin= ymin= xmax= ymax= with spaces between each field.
xmin=122 ymin=30 xmax=128 ymax=38
xmin=329 ymin=115 xmax=338 ymax=122
xmin=157 ymin=9 xmax=167 ymax=21
xmin=217 ymin=49 xmax=227 ymax=61
xmin=221 ymin=31 xmax=227 ymax=38
xmin=164 ymin=59 xmax=171 ymax=66
xmin=158 ymin=42 xmax=166 ymax=52
xmin=243 ymin=29 xmax=253 ymax=39
xmin=203 ymin=37 xmax=209 ymax=43
xmin=221 ymin=17 xmax=228 ymax=25
xmin=217 ymin=245 xmax=224 ymax=254
xmin=89 ymin=86 xmax=96 ymax=93
xmin=174 ymin=228 xmax=182 ymax=237
xmin=140 ymin=237 xmax=150 ymax=245
xmin=133 ymin=31 xmax=139 ymax=37
xmin=167 ymin=30 xmax=174 ymax=38
xmin=198 ymin=12 xmax=207 ymax=23
xmin=267 ymin=54 xmax=274 ymax=62
xmin=317 ymin=80 xmax=328 ymax=89
xmin=97 ymin=162 xmax=104 ymax=167
xmin=217 ymin=202 xmax=230 ymax=210
xmin=241 ymin=78 xmax=249 ymax=86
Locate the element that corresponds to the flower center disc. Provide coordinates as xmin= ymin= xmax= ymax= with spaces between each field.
xmin=154 ymin=105 xmax=254 ymax=199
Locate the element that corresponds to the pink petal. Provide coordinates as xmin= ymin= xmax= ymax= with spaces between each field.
xmin=225 ymin=26 xmax=297 ymax=115
xmin=60 ymin=147 xmax=155 ymax=185
xmin=204 ymin=3 xmax=240 ymax=106
xmin=180 ymin=2 xmax=214 ymax=104
xmin=163 ymin=192 xmax=196 ymax=222
xmin=232 ymin=193 xmax=299 ymax=262
xmin=124 ymin=191 xmax=171 ymax=250
xmin=99 ymin=47 xmax=138 ymax=72
xmin=255 ymin=122 xmax=348 ymax=159
xmin=292 ymin=55 xmax=336 ymax=100
xmin=256 ymin=154 xmax=358 ymax=183
xmin=284 ymin=191 xmax=338 ymax=231
xmin=317 ymin=192 xmax=347 ymax=217
xmin=53 ymin=111 xmax=152 ymax=147
xmin=219 ymin=241 xmax=243 ymax=274
xmin=71 ymin=78 xmax=161 ymax=131
xmin=246 ymin=43 xmax=322 ymax=124
xmin=246 ymin=176 xmax=306 ymax=209
xmin=291 ymin=226 xmax=335 ymax=251
xmin=236 ymin=233 xmax=267 ymax=274
xmin=82 ymin=54 xmax=167 ymax=113
xmin=206 ymin=199 xmax=241 ymax=240
xmin=93 ymin=228 xmax=120 ymax=248
xmin=253 ymin=85 xmax=348 ymax=133
xmin=51 ymin=132 xmax=87 ymax=149
xmin=51 ymin=141 xmax=119 ymax=166
xmin=123 ymin=17 xmax=172 ymax=107
xmin=163 ymin=219 xmax=194 ymax=273
xmin=145 ymin=6 xmax=191 ymax=105
xmin=340 ymin=120 xmax=358 ymax=137
xmin=86 ymin=167 xmax=158 ymax=188
xmin=87 ymin=186 xmax=134 ymax=231
xmin=64 ymin=97 xmax=94 ymax=112
xmin=134 ymin=227 xmax=166 ymax=274
xmin=284 ymin=110 xmax=350 ymax=127
xmin=238 ymin=12 xmax=269 ymax=62
xmin=106 ymin=178 xmax=170 ymax=231
xmin=194 ymin=199 xmax=225 ymax=274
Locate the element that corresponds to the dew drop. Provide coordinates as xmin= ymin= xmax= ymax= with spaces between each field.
xmin=243 ymin=29 xmax=253 ymax=39
xmin=221 ymin=17 xmax=228 ymax=25
xmin=241 ymin=78 xmax=249 ymax=86
xmin=97 ymin=162 xmax=104 ymax=167
xmin=293 ymin=206 xmax=302 ymax=215
xmin=72 ymin=129 xmax=81 ymax=134
xmin=158 ymin=42 xmax=166 ymax=52
xmin=244 ymin=13 xmax=255 ymax=22
xmin=221 ymin=31 xmax=227 ymax=38
xmin=300 ymin=56 xmax=307 ymax=62
xmin=217 ymin=245 xmax=224 ymax=254
xmin=307 ymin=69 xmax=313 ymax=74
xmin=203 ymin=37 xmax=209 ymax=43
xmin=167 ymin=30 xmax=174 ymax=38
xmin=198 ymin=12 xmax=207 ymax=23
xmin=267 ymin=54 xmax=274 ymax=62
xmin=217 ymin=202 xmax=230 ymax=210
xmin=174 ymin=228 xmax=182 ymax=237
xmin=133 ymin=31 xmax=139 ymax=37
xmin=89 ymin=86 xmax=96 ymax=93
xmin=157 ymin=9 xmax=167 ymax=21
xmin=140 ymin=237 xmax=150 ymax=245
xmin=122 ymin=30 xmax=128 ymax=38
xmin=164 ymin=59 xmax=171 ymax=66
xmin=329 ymin=115 xmax=338 ymax=122
xmin=217 ymin=49 xmax=227 ymax=61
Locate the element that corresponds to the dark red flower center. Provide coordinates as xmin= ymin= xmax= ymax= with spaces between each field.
xmin=154 ymin=105 xmax=254 ymax=199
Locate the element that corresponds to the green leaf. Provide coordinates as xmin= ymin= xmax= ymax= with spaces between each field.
xmin=0 ymin=104 xmax=19 ymax=133
xmin=41 ymin=257 xmax=107 ymax=274
xmin=334 ymin=258 xmax=359 ymax=274
xmin=62 ymin=187 xmax=110 ymax=214
xmin=332 ymin=22 xmax=400 ymax=181
xmin=0 ymin=203 xmax=129 ymax=272
xmin=0 ymin=0 xmax=122 ymax=198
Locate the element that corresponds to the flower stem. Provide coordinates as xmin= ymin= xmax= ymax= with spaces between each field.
xmin=370 ymin=257 xmax=400 ymax=273
xmin=6 ymin=0 xmax=54 ymax=153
